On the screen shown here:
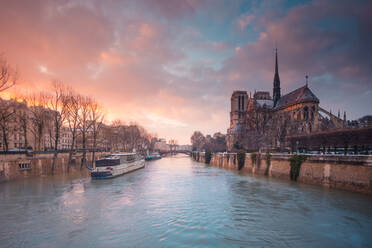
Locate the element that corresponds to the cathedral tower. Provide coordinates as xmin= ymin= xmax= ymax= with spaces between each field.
xmin=230 ymin=91 xmax=248 ymax=128
xmin=273 ymin=48 xmax=281 ymax=107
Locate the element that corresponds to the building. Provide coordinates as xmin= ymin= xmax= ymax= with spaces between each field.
xmin=0 ymin=99 xmax=34 ymax=151
xmin=176 ymin=145 xmax=192 ymax=151
xmin=43 ymin=126 xmax=73 ymax=150
xmin=227 ymin=49 xmax=347 ymax=151
xmin=154 ymin=139 xmax=170 ymax=152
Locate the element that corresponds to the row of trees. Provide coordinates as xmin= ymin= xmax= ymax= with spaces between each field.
xmin=101 ymin=119 xmax=155 ymax=154
xmin=190 ymin=131 xmax=226 ymax=152
xmin=0 ymin=55 xmax=155 ymax=172
xmin=0 ymin=82 xmax=105 ymax=172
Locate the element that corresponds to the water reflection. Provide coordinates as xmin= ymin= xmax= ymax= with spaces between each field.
xmin=0 ymin=155 xmax=371 ymax=248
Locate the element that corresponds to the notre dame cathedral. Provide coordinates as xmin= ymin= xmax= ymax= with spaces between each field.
xmin=226 ymin=49 xmax=346 ymax=151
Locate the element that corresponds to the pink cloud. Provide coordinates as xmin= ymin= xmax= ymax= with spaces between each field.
xmin=238 ymin=13 xmax=255 ymax=31
xmin=1 ymin=0 xmax=371 ymax=143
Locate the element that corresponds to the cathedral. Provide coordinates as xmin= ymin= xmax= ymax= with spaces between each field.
xmin=226 ymin=50 xmax=346 ymax=151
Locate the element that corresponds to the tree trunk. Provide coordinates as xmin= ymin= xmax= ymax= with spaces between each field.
xmin=2 ymin=128 xmax=8 ymax=152
xmin=23 ymin=126 xmax=28 ymax=150
xmin=81 ymin=132 xmax=86 ymax=170
xmin=91 ymin=133 xmax=97 ymax=170
xmin=52 ymin=138 xmax=58 ymax=174
xmin=52 ymin=151 xmax=57 ymax=174
xmin=52 ymin=123 xmax=59 ymax=174
xmin=38 ymin=127 xmax=42 ymax=151
xmin=91 ymin=149 xmax=96 ymax=170
xmin=67 ymin=133 xmax=76 ymax=173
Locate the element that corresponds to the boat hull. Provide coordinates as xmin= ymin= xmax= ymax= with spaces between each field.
xmin=91 ymin=160 xmax=145 ymax=179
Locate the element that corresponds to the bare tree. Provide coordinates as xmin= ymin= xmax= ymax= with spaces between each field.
xmin=0 ymin=99 xmax=16 ymax=151
xmin=89 ymin=99 xmax=105 ymax=169
xmin=99 ymin=120 xmax=153 ymax=155
xmin=78 ymin=96 xmax=93 ymax=169
xmin=149 ymin=134 xmax=158 ymax=152
xmin=245 ymin=104 xmax=272 ymax=150
xmin=27 ymin=92 xmax=49 ymax=151
xmin=0 ymin=55 xmax=17 ymax=92
xmin=136 ymin=124 xmax=151 ymax=154
xmin=191 ymin=131 xmax=206 ymax=151
xmin=47 ymin=81 xmax=69 ymax=173
xmin=14 ymin=98 xmax=29 ymax=149
xmin=110 ymin=119 xmax=123 ymax=151
xmin=65 ymin=91 xmax=81 ymax=168
xmin=127 ymin=124 xmax=141 ymax=152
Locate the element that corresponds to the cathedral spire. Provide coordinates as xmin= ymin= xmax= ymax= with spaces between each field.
xmin=275 ymin=48 xmax=278 ymax=74
xmin=273 ymin=48 xmax=281 ymax=106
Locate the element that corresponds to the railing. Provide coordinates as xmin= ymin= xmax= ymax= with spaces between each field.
xmin=0 ymin=149 xmax=109 ymax=156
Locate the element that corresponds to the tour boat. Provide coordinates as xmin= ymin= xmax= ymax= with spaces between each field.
xmin=91 ymin=153 xmax=145 ymax=179
xmin=145 ymin=153 xmax=162 ymax=161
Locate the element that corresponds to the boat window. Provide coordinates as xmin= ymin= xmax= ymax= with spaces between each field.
xmin=127 ymin=155 xmax=135 ymax=161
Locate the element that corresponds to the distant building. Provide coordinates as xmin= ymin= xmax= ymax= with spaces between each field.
xmin=43 ymin=126 xmax=73 ymax=150
xmin=176 ymin=145 xmax=192 ymax=151
xmin=154 ymin=139 xmax=170 ymax=152
xmin=0 ymin=99 xmax=33 ymax=151
xmin=357 ymin=115 xmax=372 ymax=127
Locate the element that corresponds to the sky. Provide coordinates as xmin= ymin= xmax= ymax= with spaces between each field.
xmin=1 ymin=0 xmax=371 ymax=144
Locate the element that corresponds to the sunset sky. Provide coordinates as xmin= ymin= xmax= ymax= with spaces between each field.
xmin=1 ymin=0 xmax=371 ymax=144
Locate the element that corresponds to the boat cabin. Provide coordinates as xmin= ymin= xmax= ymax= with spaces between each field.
xmin=96 ymin=153 xmax=141 ymax=167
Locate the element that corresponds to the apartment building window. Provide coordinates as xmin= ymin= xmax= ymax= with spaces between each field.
xmin=18 ymin=162 xmax=31 ymax=170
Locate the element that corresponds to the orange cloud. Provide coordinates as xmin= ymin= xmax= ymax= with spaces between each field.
xmin=139 ymin=23 xmax=155 ymax=38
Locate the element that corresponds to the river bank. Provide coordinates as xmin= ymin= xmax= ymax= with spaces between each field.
xmin=192 ymin=152 xmax=372 ymax=194
xmin=0 ymin=151 xmax=109 ymax=182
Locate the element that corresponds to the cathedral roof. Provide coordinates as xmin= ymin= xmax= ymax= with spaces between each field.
xmin=256 ymin=99 xmax=273 ymax=108
xmin=274 ymin=85 xmax=319 ymax=110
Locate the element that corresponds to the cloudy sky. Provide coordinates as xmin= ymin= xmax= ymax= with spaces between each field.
xmin=1 ymin=0 xmax=371 ymax=144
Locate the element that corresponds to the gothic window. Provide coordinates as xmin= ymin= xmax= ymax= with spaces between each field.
xmin=238 ymin=96 xmax=241 ymax=111
xmin=303 ymin=106 xmax=309 ymax=120
xmin=242 ymin=97 xmax=244 ymax=110
xmin=309 ymin=123 xmax=312 ymax=133
xmin=311 ymin=106 xmax=315 ymax=120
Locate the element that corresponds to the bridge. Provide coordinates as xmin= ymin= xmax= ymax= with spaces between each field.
xmin=158 ymin=150 xmax=192 ymax=156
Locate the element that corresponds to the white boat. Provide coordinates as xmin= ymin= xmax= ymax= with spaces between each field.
xmin=91 ymin=153 xmax=145 ymax=179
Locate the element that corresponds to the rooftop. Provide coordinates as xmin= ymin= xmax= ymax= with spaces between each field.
xmin=274 ymin=85 xmax=319 ymax=110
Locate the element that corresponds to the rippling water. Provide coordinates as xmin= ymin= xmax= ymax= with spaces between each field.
xmin=1 ymin=155 xmax=372 ymax=247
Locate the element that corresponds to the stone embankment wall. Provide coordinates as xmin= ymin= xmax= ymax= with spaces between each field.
xmin=0 ymin=152 xmax=109 ymax=182
xmin=193 ymin=152 xmax=372 ymax=194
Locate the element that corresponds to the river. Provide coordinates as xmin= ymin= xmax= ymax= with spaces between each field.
xmin=1 ymin=155 xmax=372 ymax=247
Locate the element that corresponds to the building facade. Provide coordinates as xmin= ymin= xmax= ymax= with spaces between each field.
xmin=154 ymin=139 xmax=170 ymax=152
xmin=0 ymin=99 xmax=34 ymax=151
